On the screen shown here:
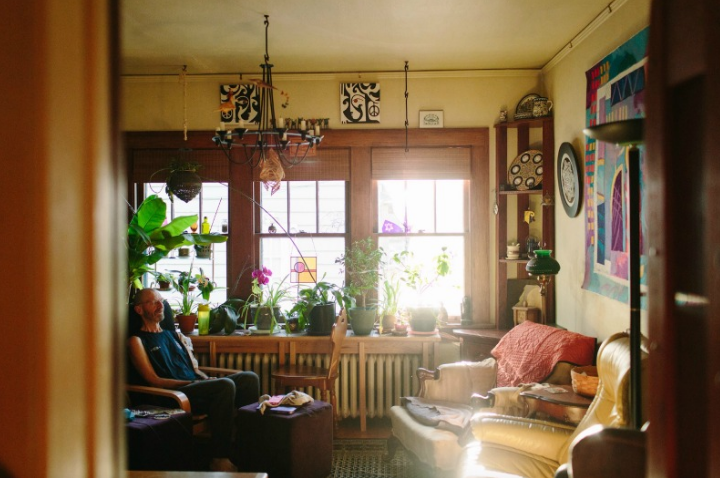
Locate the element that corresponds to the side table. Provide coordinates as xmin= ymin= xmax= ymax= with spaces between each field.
xmin=452 ymin=328 xmax=509 ymax=361
xmin=519 ymin=384 xmax=593 ymax=425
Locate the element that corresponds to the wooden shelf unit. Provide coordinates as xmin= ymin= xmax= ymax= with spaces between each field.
xmin=494 ymin=117 xmax=555 ymax=329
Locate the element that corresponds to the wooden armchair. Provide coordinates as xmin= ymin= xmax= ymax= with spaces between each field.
xmin=126 ymin=366 xmax=240 ymax=436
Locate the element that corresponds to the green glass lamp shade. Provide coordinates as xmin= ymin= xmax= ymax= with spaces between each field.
xmin=526 ymin=250 xmax=561 ymax=276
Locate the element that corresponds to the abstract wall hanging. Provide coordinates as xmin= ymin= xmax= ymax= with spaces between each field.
xmin=582 ymin=27 xmax=649 ymax=305
xmin=340 ymin=83 xmax=380 ymax=124
xmin=219 ymin=84 xmax=260 ymax=124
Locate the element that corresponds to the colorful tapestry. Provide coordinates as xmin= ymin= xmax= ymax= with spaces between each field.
xmin=340 ymin=83 xmax=380 ymax=124
xmin=582 ymin=27 xmax=649 ymax=306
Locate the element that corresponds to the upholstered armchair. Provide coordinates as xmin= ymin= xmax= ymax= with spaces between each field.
xmin=457 ymin=331 xmax=647 ymax=478
xmin=387 ymin=322 xmax=596 ymax=477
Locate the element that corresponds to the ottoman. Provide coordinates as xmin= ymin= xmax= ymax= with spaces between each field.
xmin=236 ymin=400 xmax=333 ymax=478
xmin=126 ymin=408 xmax=193 ymax=471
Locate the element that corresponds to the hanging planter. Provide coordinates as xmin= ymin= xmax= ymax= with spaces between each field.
xmin=167 ymin=167 xmax=202 ymax=203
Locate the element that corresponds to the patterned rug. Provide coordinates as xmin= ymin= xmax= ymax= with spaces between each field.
xmin=332 ymin=439 xmax=412 ymax=478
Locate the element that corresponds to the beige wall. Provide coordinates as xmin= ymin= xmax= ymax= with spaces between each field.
xmin=544 ymin=0 xmax=652 ymax=340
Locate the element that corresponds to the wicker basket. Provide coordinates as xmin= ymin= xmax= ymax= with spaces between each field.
xmin=571 ymin=365 xmax=599 ymax=398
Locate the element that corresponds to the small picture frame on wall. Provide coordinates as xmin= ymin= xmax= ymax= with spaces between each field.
xmin=419 ymin=110 xmax=444 ymax=128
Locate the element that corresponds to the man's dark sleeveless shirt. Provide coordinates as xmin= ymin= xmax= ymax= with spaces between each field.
xmin=135 ymin=329 xmax=198 ymax=381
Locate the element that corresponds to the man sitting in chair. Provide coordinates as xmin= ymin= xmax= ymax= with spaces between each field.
xmin=129 ymin=288 xmax=260 ymax=472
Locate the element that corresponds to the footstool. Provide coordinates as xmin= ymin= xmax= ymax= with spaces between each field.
xmin=236 ymin=400 xmax=333 ymax=478
xmin=126 ymin=407 xmax=193 ymax=471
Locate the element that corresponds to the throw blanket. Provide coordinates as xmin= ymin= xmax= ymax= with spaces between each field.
xmin=257 ymin=391 xmax=314 ymax=414
xmin=492 ymin=321 xmax=595 ymax=387
xmin=401 ymin=397 xmax=475 ymax=446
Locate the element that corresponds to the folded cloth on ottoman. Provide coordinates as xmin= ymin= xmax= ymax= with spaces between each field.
xmin=401 ymin=396 xmax=475 ymax=445
xmin=492 ymin=321 xmax=596 ymax=387
xmin=257 ymin=390 xmax=314 ymax=414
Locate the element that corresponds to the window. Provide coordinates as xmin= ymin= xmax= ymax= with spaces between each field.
xmin=377 ymin=179 xmax=466 ymax=316
xmin=258 ymin=181 xmax=346 ymax=299
xmin=145 ymin=182 xmax=229 ymax=306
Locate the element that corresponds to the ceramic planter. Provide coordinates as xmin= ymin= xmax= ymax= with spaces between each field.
xmin=177 ymin=314 xmax=197 ymax=334
xmin=408 ymin=307 xmax=437 ymax=332
xmin=307 ymin=303 xmax=336 ymax=336
xmin=249 ymin=306 xmax=283 ymax=330
xmin=348 ymin=307 xmax=377 ymax=336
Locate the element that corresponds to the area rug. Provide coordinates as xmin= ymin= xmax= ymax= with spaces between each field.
xmin=332 ymin=439 xmax=412 ymax=478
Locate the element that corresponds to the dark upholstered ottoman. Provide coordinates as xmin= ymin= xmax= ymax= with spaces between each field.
xmin=126 ymin=409 xmax=193 ymax=471
xmin=236 ymin=400 xmax=333 ymax=478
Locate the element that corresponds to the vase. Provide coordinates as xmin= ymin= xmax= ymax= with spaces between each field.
xmin=197 ymin=304 xmax=210 ymax=335
xmin=348 ymin=307 xmax=377 ymax=336
xmin=177 ymin=314 xmax=197 ymax=335
xmin=408 ymin=307 xmax=437 ymax=332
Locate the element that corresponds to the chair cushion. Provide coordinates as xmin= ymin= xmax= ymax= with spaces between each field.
xmin=492 ymin=322 xmax=596 ymax=387
xmin=423 ymin=358 xmax=497 ymax=404
xmin=389 ymin=405 xmax=472 ymax=471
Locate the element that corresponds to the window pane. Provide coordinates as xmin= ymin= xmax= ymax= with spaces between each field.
xmin=260 ymin=236 xmax=346 ymax=310
xmin=378 ymin=180 xmax=407 ymax=233
xmin=289 ymin=181 xmax=317 ymax=233
xmin=260 ymin=182 xmax=288 ymax=233
xmin=318 ymin=181 xmax=346 ymax=233
xmin=405 ymin=181 xmax=435 ymax=233
xmin=145 ymin=182 xmax=229 ymax=307
xmin=436 ymin=181 xmax=464 ymax=233
xmin=379 ymin=235 xmax=464 ymax=316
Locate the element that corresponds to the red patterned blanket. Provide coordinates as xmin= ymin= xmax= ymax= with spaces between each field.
xmin=491 ymin=321 xmax=596 ymax=387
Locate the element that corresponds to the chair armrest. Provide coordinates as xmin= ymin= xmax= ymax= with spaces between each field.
xmin=471 ymin=392 xmax=493 ymax=409
xmin=418 ymin=359 xmax=497 ymax=403
xmin=126 ymin=384 xmax=191 ymax=413
xmin=473 ymin=414 xmax=575 ymax=461
xmin=567 ymin=425 xmax=646 ymax=478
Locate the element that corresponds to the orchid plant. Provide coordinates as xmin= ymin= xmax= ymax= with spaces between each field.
xmin=241 ymin=266 xmax=292 ymax=330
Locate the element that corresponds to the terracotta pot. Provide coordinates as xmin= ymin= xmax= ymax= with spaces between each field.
xmin=381 ymin=314 xmax=397 ymax=331
xmin=177 ymin=314 xmax=197 ymax=335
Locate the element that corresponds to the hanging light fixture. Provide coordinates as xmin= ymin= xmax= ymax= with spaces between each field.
xmin=212 ymin=15 xmax=322 ymax=193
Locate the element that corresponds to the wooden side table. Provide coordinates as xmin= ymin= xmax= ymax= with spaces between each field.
xmin=519 ymin=384 xmax=593 ymax=425
xmin=453 ymin=328 xmax=509 ymax=361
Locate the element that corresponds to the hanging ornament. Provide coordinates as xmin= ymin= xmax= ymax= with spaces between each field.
xmin=167 ymin=168 xmax=202 ymax=202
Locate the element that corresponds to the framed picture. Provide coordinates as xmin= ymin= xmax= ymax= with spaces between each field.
xmin=419 ymin=110 xmax=443 ymax=128
xmin=557 ymin=142 xmax=581 ymax=217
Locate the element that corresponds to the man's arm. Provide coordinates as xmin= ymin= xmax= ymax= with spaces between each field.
xmin=127 ymin=336 xmax=197 ymax=389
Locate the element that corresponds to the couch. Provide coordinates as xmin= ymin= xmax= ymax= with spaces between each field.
xmin=387 ymin=322 xmax=596 ymax=477
xmin=457 ymin=331 xmax=647 ymax=478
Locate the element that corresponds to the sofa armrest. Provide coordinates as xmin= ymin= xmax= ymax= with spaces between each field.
xmin=418 ymin=358 xmax=497 ymax=404
xmin=473 ymin=414 xmax=575 ymax=461
xmin=567 ymin=425 xmax=646 ymax=478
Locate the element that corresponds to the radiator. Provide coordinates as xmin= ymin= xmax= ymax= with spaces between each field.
xmin=197 ymin=351 xmax=422 ymax=419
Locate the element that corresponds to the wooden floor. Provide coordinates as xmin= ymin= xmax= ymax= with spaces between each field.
xmin=335 ymin=417 xmax=393 ymax=439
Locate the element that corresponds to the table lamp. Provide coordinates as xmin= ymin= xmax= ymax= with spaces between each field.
xmin=525 ymin=250 xmax=561 ymax=325
xmin=583 ymin=117 xmax=644 ymax=430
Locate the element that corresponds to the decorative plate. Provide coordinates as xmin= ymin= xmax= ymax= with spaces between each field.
xmin=557 ymin=142 xmax=582 ymax=217
xmin=508 ymin=149 xmax=544 ymax=190
xmin=514 ymin=93 xmax=540 ymax=120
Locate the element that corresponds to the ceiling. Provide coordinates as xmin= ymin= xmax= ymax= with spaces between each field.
xmin=121 ymin=0 xmax=613 ymax=76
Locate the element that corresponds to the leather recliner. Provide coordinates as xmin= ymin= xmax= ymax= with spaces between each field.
xmin=457 ymin=331 xmax=647 ymax=478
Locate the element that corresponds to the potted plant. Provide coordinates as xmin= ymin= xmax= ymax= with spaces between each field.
xmin=392 ymin=247 xmax=452 ymax=332
xmin=126 ymin=194 xmax=227 ymax=300
xmin=241 ymin=266 xmax=291 ymax=333
xmin=336 ymin=237 xmax=384 ymax=336
xmin=379 ymin=277 xmax=401 ymax=332
xmin=153 ymin=271 xmax=175 ymax=290
xmin=171 ymin=267 xmax=199 ymax=334
xmin=289 ymin=278 xmax=352 ymax=336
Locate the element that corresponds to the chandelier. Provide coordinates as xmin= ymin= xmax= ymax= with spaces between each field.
xmin=212 ymin=15 xmax=322 ymax=193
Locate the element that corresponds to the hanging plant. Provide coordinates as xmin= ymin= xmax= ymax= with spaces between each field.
xmin=166 ymin=160 xmax=202 ymax=203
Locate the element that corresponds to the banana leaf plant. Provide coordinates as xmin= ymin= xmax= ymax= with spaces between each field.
xmin=127 ymin=194 xmax=227 ymax=298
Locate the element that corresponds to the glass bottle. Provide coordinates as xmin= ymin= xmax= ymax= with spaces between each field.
xmin=201 ymin=216 xmax=210 ymax=234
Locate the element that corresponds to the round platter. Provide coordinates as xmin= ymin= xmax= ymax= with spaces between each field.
xmin=508 ymin=149 xmax=543 ymax=190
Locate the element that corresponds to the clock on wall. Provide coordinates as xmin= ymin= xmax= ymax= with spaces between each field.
xmin=557 ymin=142 xmax=582 ymax=217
